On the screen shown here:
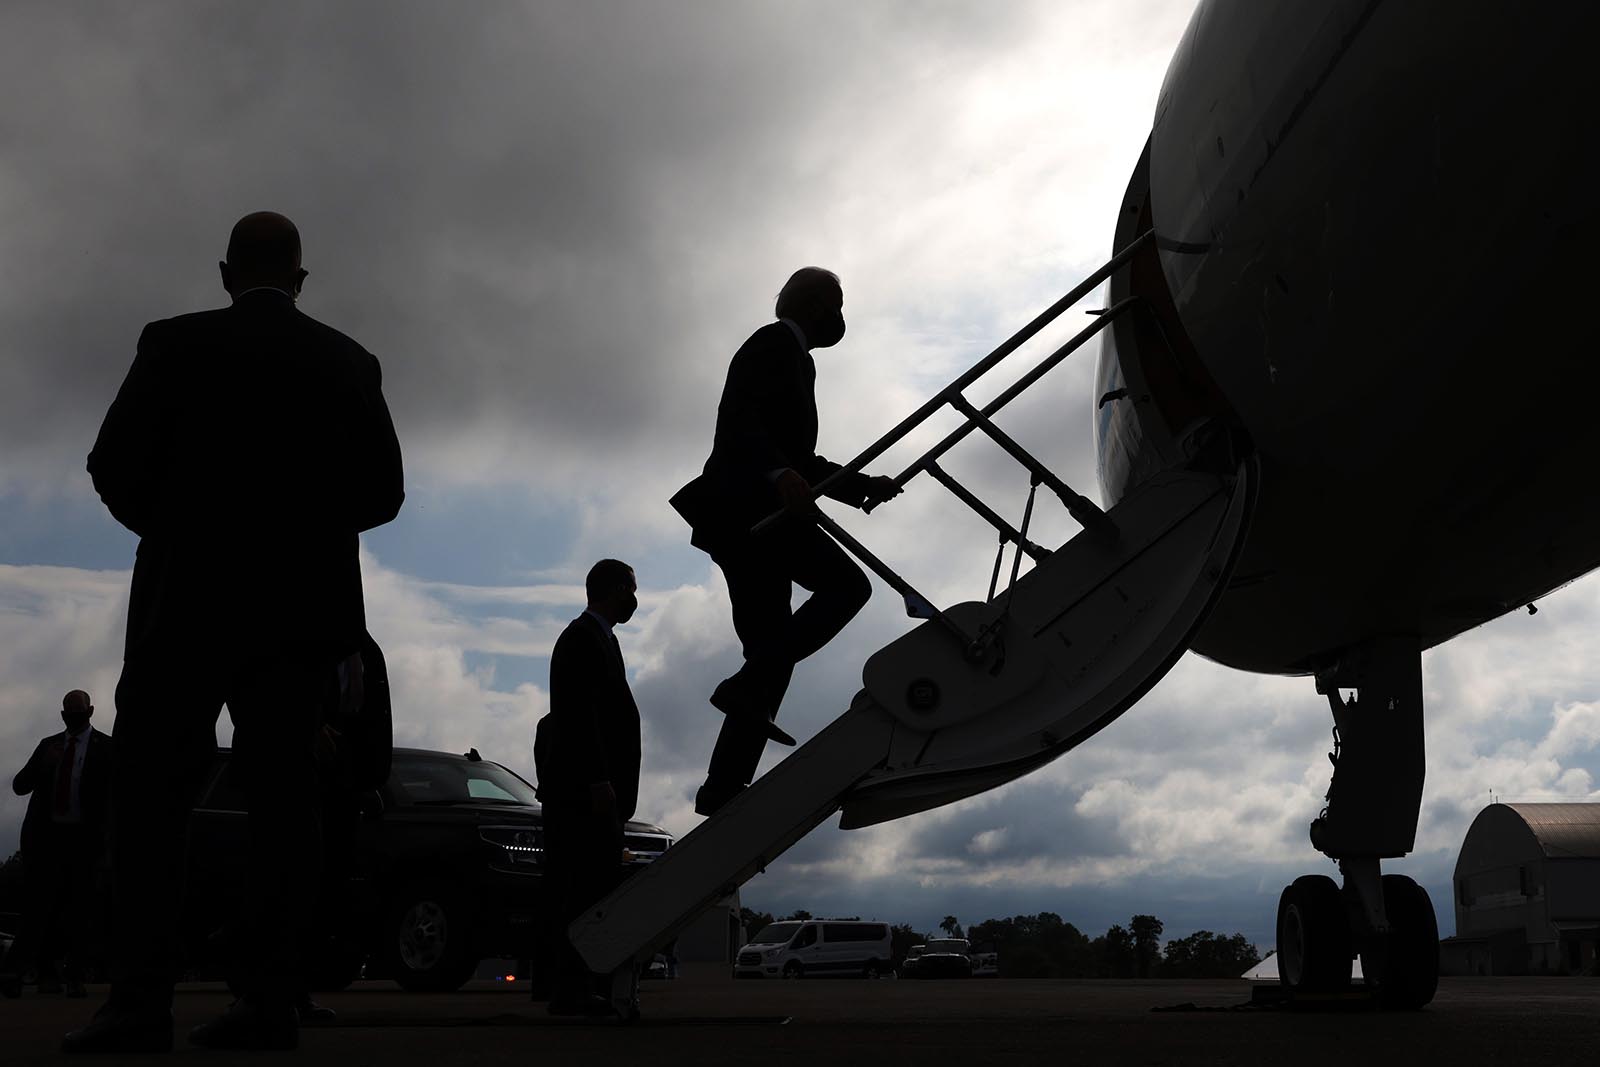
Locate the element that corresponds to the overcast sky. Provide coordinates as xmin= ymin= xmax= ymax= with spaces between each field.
xmin=3 ymin=0 xmax=1597 ymax=951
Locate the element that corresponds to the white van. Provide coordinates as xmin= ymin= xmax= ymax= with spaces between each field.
xmin=734 ymin=919 xmax=894 ymax=979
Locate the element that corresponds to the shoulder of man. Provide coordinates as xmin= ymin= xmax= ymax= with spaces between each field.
xmin=288 ymin=309 xmax=385 ymax=378
xmin=732 ymin=320 xmax=796 ymax=362
xmin=132 ymin=309 xmax=223 ymax=356
xmin=551 ymin=613 xmax=597 ymax=654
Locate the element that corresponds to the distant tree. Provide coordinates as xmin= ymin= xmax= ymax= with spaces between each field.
xmin=739 ymin=907 xmax=775 ymax=939
xmin=782 ymin=909 xmax=813 ymax=922
xmin=939 ymin=915 xmax=964 ymax=939
xmin=1130 ymin=914 xmax=1164 ymax=978
xmin=1002 ymin=943 xmax=1054 ymax=978
xmin=1098 ymin=924 xmax=1136 ymax=978
xmin=968 ymin=912 xmax=1094 ymax=978
xmin=889 ymin=923 xmax=929 ymax=964
xmin=1161 ymin=930 xmax=1261 ymax=978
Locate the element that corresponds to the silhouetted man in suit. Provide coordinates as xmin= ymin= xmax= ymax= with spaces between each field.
xmin=534 ymin=559 xmax=642 ymax=1016
xmin=68 ymin=212 xmax=404 ymax=1054
xmin=1 ymin=690 xmax=112 ymax=999
xmin=671 ymin=268 xmax=900 ymax=816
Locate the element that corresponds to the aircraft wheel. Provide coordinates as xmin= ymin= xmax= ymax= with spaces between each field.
xmin=1364 ymin=875 xmax=1439 ymax=1009
xmin=1277 ymin=874 xmax=1352 ymax=993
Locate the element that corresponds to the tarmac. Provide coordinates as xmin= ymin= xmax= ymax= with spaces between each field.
xmin=3 ymin=970 xmax=1597 ymax=1066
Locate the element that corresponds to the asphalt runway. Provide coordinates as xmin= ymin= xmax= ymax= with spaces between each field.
xmin=4 ymin=972 xmax=1597 ymax=1065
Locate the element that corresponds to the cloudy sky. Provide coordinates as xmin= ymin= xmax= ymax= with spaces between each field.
xmin=3 ymin=0 xmax=1597 ymax=951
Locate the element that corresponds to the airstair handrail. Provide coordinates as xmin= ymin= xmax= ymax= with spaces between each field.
xmin=745 ymin=229 xmax=1156 ymax=659
xmin=754 ymin=227 xmax=1155 ymax=529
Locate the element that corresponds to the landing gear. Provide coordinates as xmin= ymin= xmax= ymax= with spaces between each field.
xmin=1275 ymin=875 xmax=1351 ymax=993
xmin=1273 ymin=638 xmax=1439 ymax=1008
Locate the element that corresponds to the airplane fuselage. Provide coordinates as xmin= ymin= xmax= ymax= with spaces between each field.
xmin=1096 ymin=0 xmax=1600 ymax=675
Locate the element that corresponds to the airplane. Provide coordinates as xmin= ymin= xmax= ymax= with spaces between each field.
xmin=568 ymin=0 xmax=1600 ymax=1014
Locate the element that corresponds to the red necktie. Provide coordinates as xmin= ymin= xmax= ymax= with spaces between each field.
xmin=53 ymin=735 xmax=77 ymax=816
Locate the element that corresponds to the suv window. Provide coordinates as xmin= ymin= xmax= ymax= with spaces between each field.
xmin=793 ymin=925 xmax=818 ymax=949
xmin=389 ymin=756 xmax=540 ymax=806
xmin=823 ymin=923 xmax=887 ymax=942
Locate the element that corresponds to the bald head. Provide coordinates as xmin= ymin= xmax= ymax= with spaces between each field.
xmin=775 ymin=267 xmax=846 ymax=349
xmin=61 ymin=689 xmax=93 ymax=732
xmin=220 ymin=211 xmax=307 ymax=298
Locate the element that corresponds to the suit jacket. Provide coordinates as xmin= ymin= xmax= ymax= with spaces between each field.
xmin=87 ymin=290 xmax=404 ymax=662
xmin=14 ymin=728 xmax=113 ymax=854
xmin=534 ymin=613 xmax=641 ymax=822
xmin=670 ymin=321 xmax=872 ymax=551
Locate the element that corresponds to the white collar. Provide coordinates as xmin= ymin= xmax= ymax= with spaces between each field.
xmin=779 ymin=317 xmax=810 ymax=352
xmin=234 ymin=286 xmax=296 ymax=302
xmin=583 ymin=607 xmax=615 ymax=634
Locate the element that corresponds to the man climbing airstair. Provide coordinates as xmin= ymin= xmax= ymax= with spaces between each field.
xmin=573 ymin=231 xmax=1258 ymax=1015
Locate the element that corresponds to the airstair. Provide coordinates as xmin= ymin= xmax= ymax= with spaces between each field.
xmin=571 ymin=230 xmax=1257 ymax=1003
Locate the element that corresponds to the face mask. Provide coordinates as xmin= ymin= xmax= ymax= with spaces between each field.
xmin=811 ymin=311 xmax=846 ymax=349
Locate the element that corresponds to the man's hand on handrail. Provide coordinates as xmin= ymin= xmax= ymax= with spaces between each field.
xmin=861 ymin=475 xmax=902 ymax=514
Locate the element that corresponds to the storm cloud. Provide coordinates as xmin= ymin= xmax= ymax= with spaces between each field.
xmin=3 ymin=0 xmax=1596 ymax=948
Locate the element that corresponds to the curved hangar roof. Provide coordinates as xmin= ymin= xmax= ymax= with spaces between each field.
xmin=1457 ymin=803 xmax=1600 ymax=872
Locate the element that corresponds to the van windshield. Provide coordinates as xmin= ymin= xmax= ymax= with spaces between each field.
xmin=750 ymin=922 xmax=803 ymax=945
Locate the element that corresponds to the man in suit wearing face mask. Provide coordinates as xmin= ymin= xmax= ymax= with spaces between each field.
xmin=534 ymin=559 xmax=643 ymax=1016
xmin=670 ymin=268 xmax=901 ymax=817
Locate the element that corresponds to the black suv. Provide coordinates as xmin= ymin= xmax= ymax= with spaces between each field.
xmin=185 ymin=747 xmax=672 ymax=992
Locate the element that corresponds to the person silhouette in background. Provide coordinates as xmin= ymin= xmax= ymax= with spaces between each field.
xmin=69 ymin=212 xmax=404 ymax=1053
xmin=670 ymin=268 xmax=900 ymax=816
xmin=534 ymin=559 xmax=642 ymax=1016
xmin=1 ymin=690 xmax=113 ymax=1000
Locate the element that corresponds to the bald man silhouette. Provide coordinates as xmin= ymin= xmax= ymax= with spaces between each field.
xmin=71 ymin=212 xmax=404 ymax=1053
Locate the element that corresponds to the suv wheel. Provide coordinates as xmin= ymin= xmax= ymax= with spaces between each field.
xmin=782 ymin=961 xmax=803 ymax=979
xmin=386 ymin=889 xmax=477 ymax=992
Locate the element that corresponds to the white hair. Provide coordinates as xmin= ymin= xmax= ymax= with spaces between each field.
xmin=774 ymin=267 xmax=841 ymax=318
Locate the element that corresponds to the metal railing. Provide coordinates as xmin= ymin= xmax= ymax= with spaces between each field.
xmin=753 ymin=229 xmax=1157 ymax=658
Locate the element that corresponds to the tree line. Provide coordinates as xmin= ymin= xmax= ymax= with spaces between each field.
xmin=740 ymin=907 xmax=1261 ymax=979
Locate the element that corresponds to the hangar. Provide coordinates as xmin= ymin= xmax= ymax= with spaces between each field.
xmin=1443 ymin=803 xmax=1600 ymax=975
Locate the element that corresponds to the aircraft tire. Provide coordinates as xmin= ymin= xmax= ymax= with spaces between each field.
xmin=1367 ymin=875 xmax=1439 ymax=1010
xmin=1276 ymin=874 xmax=1352 ymax=993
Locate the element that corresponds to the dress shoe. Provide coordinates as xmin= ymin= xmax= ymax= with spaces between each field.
xmin=61 ymin=1005 xmax=174 ymax=1054
xmin=64 ymin=978 xmax=88 ymax=998
xmin=709 ymin=675 xmax=796 ymax=746
xmin=547 ymin=993 xmax=614 ymax=1018
xmin=189 ymin=998 xmax=298 ymax=1051
xmin=694 ymin=778 xmax=747 ymax=817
